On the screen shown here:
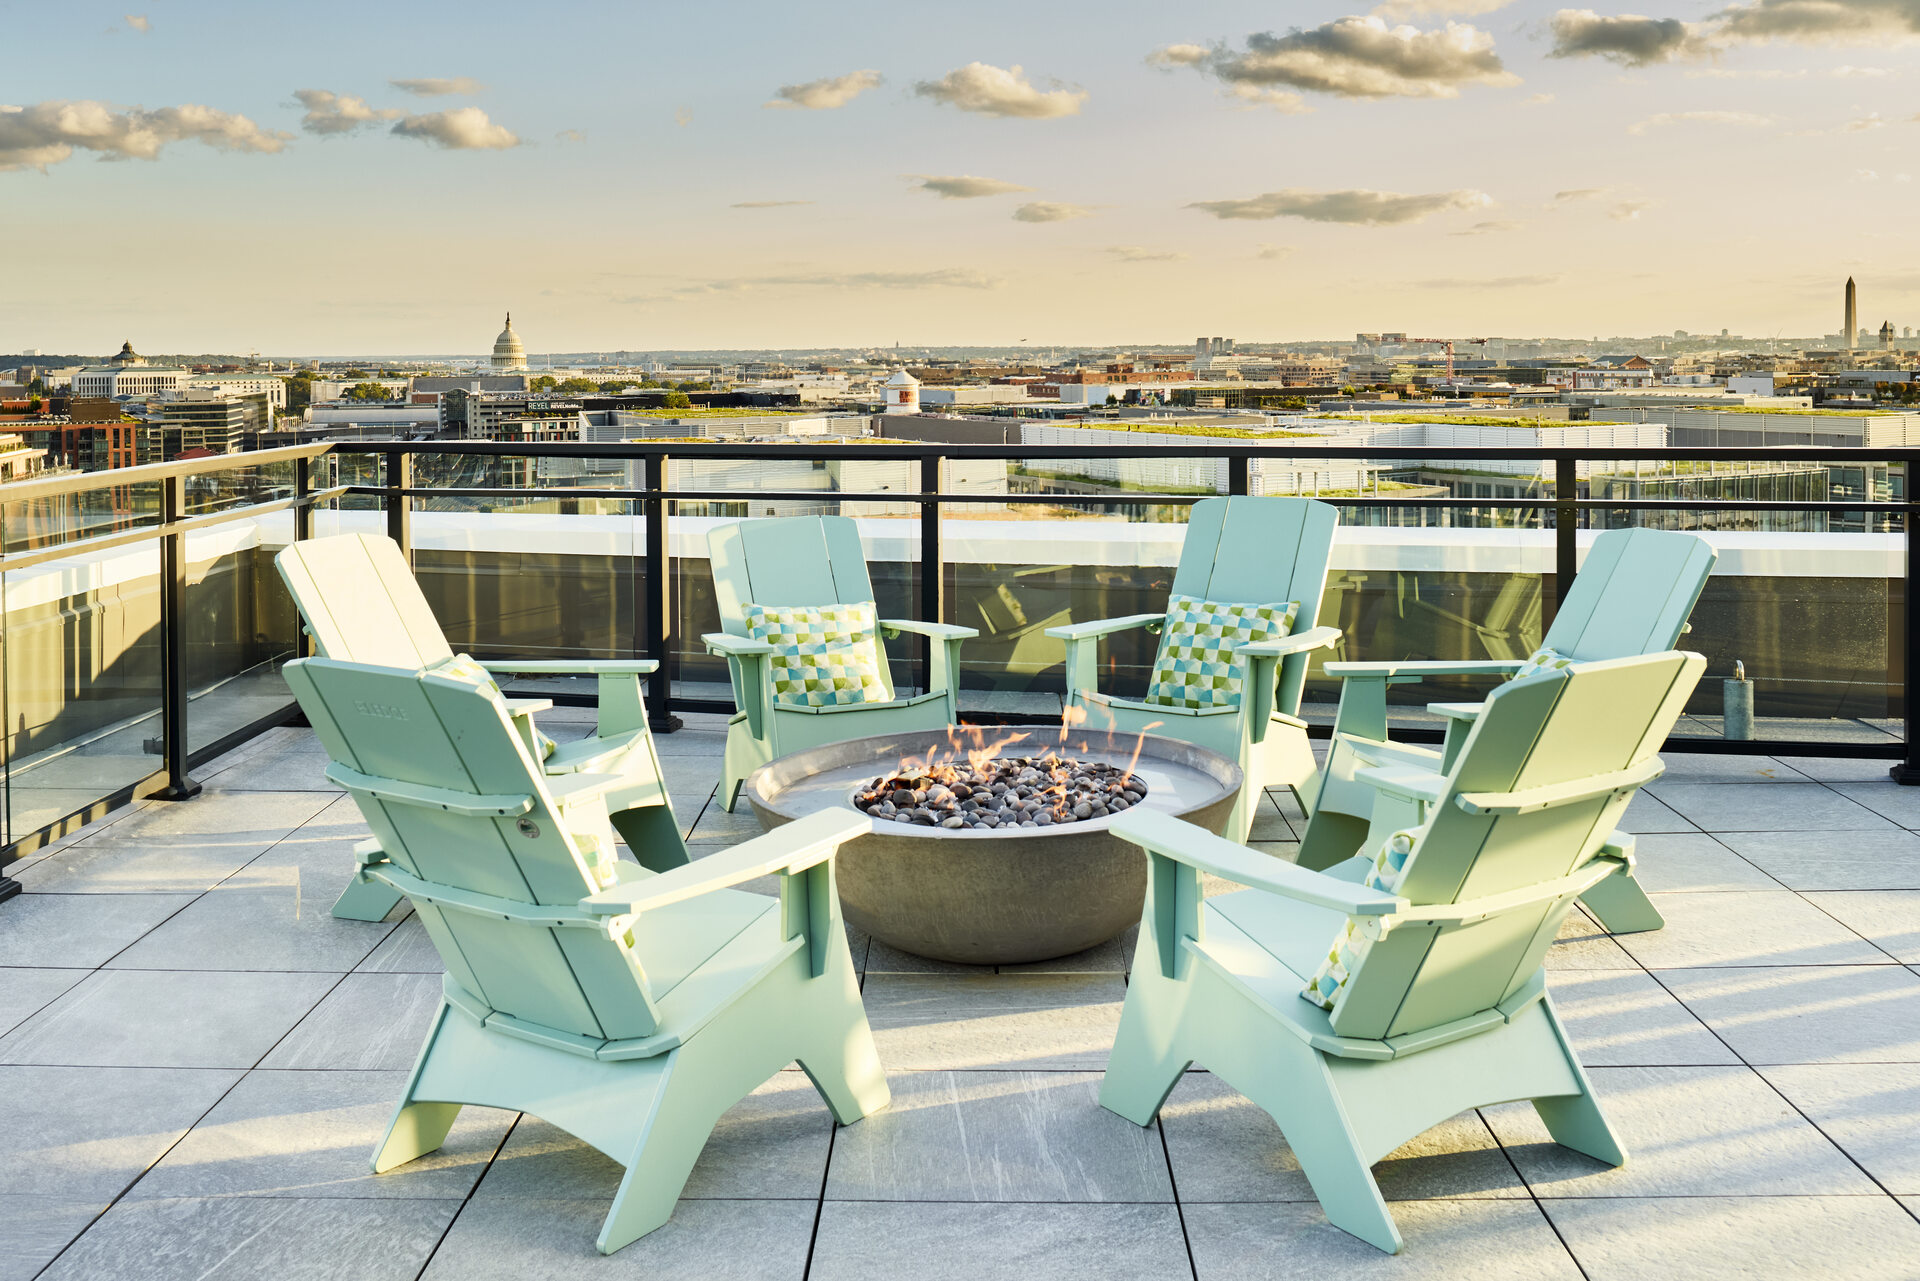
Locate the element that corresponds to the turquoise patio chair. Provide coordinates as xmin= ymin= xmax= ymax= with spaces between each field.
xmin=1302 ymin=526 xmax=1715 ymax=933
xmin=278 ymin=533 xmax=687 ymax=922
xmin=703 ymin=515 xmax=978 ymax=812
xmin=1100 ymin=648 xmax=1705 ymax=1254
xmin=1045 ymin=497 xmax=1342 ymax=842
xmin=282 ymin=655 xmax=889 ymax=1255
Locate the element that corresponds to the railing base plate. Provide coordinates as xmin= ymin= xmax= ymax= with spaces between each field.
xmin=0 ymin=876 xmax=21 ymax=904
xmin=1892 ymin=764 xmax=1920 ymax=787
xmin=649 ymin=714 xmax=684 ymax=735
xmin=156 ymin=779 xmax=203 ymax=802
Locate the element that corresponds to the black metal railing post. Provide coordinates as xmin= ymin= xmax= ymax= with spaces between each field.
xmin=921 ymin=454 xmax=944 ymax=694
xmin=385 ymin=450 xmax=411 ymax=562
xmin=1895 ymin=461 xmax=1919 ymax=784
xmin=643 ymin=452 xmax=678 ymax=732
xmin=156 ymin=475 xmax=201 ymax=802
xmin=1553 ymin=456 xmax=1578 ymax=611
xmin=1228 ymin=454 xmax=1250 ymax=497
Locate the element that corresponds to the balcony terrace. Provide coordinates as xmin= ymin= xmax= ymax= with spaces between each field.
xmin=3 ymin=440 xmax=1919 ymax=1278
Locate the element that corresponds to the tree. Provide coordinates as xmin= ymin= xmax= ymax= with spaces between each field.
xmin=529 ymin=375 xmax=558 ymax=393
xmin=555 ymin=377 xmax=600 ymax=394
xmin=663 ymin=390 xmax=693 ymax=409
xmin=674 ymin=380 xmax=710 ymax=392
xmin=26 ymin=377 xmax=45 ymax=394
xmin=598 ymin=379 xmax=636 ymax=394
xmin=286 ymin=372 xmax=316 ymax=415
xmin=345 ymin=381 xmax=392 ymax=401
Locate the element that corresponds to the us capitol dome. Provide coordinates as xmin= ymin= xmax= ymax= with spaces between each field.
xmin=491 ymin=312 xmax=527 ymax=370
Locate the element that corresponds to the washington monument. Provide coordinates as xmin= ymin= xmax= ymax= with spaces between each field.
xmin=1846 ymin=276 xmax=1858 ymax=351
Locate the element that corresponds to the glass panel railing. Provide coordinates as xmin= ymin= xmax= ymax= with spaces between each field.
xmin=182 ymin=522 xmax=302 ymax=755
xmin=2 ymin=527 xmax=164 ymax=841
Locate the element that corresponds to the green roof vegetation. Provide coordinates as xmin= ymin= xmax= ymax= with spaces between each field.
xmin=1696 ymin=405 xmax=1896 ymax=417
xmin=1049 ymin=420 xmax=1312 ymax=439
xmin=1312 ymin=412 xmax=1549 ymax=427
xmin=632 ymin=407 xmax=818 ymax=418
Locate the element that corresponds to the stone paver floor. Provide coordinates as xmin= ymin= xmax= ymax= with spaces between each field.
xmin=5 ymin=714 xmax=1920 ymax=1279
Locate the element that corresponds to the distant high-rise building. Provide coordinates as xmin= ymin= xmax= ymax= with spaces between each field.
xmin=491 ymin=313 xmax=528 ymax=370
xmin=1882 ymin=320 xmax=1896 ymax=351
xmin=1195 ymin=337 xmax=1211 ymax=356
xmin=1845 ymin=277 xmax=1858 ymax=351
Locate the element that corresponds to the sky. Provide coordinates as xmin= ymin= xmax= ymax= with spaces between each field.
xmin=5 ymin=0 xmax=1920 ymax=355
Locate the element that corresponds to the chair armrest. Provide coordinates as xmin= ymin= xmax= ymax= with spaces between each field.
xmin=1044 ymin=613 xmax=1163 ymax=643
xmin=480 ymin=660 xmax=658 ymax=676
xmin=579 ymin=809 xmax=871 ymax=916
xmin=1323 ymin=659 xmax=1525 ymax=680
xmin=1235 ymin=625 xmax=1342 ymax=660
xmin=503 ymin=698 xmax=554 ymax=717
xmin=1426 ymin=701 xmax=1485 ymax=723
xmin=880 ymin=619 xmax=979 ymax=641
xmin=1352 ymin=763 xmax=1448 ymax=806
xmin=1454 ymin=758 xmax=1665 ymax=816
xmin=546 ymin=772 xmax=628 ymax=808
xmin=702 ymin=632 xmax=775 ymax=657
xmin=1112 ymin=810 xmax=1404 ymax=917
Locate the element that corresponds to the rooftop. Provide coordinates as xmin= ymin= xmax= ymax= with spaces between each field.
xmin=4 ymin=716 xmax=1919 ymax=1278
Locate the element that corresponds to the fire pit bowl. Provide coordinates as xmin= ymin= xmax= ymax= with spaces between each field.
xmin=744 ymin=729 xmax=1243 ymax=964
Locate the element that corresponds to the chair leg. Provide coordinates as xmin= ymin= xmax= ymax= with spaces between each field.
xmin=1099 ymin=985 xmax=1192 ymax=1126
xmin=1266 ymin=1098 xmax=1403 ymax=1255
xmin=595 ymin=1058 xmax=727 ymax=1255
xmin=372 ymin=1100 xmax=463 ymax=1173
xmin=1578 ymin=866 xmax=1665 ymax=935
xmin=1532 ymin=1000 xmax=1629 ymax=1168
xmin=795 ymin=1014 xmax=891 ymax=1125
xmin=332 ymin=875 xmax=404 ymax=922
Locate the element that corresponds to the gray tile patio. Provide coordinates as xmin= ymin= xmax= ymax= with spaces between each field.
xmin=5 ymin=716 xmax=1920 ymax=1278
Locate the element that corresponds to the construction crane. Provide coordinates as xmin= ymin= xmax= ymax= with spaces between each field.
xmin=1405 ymin=336 xmax=1487 ymax=383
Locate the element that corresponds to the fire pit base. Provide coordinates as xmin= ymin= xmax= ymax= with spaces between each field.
xmin=745 ymin=730 xmax=1243 ymax=965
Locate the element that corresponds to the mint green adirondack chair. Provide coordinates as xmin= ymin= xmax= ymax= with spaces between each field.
xmin=1101 ymin=649 xmax=1705 ymax=1254
xmin=282 ymin=655 xmax=889 ymax=1255
xmin=278 ymin=533 xmax=687 ymax=922
xmin=1302 ymin=527 xmax=1716 ymax=933
xmin=1046 ymin=498 xmax=1342 ymax=843
xmin=703 ymin=516 xmax=978 ymax=812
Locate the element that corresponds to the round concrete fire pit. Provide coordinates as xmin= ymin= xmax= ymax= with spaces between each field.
xmin=745 ymin=730 xmax=1242 ymax=964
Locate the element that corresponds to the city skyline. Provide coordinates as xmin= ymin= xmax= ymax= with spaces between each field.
xmin=8 ymin=1 xmax=1920 ymax=353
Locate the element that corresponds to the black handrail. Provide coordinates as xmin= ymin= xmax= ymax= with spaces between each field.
xmin=0 ymin=435 xmax=1912 ymax=884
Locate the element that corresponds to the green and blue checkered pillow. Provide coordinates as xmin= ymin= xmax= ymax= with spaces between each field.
xmin=1303 ymin=824 xmax=1422 ymax=1013
xmin=1511 ymin=646 xmax=1574 ymax=681
xmin=1143 ymin=595 xmax=1300 ymax=710
xmin=743 ymin=600 xmax=889 ymax=708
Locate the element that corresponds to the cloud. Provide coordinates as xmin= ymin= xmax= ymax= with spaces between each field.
xmin=1373 ymin=0 xmax=1517 ymax=14
xmin=294 ymin=89 xmax=401 ymax=136
xmin=639 ymin=268 xmax=1003 ymax=300
xmin=1547 ymin=186 xmax=1609 ymax=206
xmin=1255 ymin=243 xmax=1297 ymax=259
xmin=731 ymin=199 xmax=814 ymax=208
xmin=1153 ymin=17 xmax=1519 ymax=104
xmin=1012 ymin=200 xmax=1095 ymax=222
xmin=910 ymin=174 xmax=1032 ymax=199
xmin=1610 ymin=198 xmax=1654 ymax=219
xmin=0 ymin=99 xmax=289 ymax=172
xmin=389 ymin=77 xmax=486 ymax=97
xmin=1524 ymin=91 xmax=1557 ymax=103
xmin=1627 ymin=108 xmax=1774 ymax=133
xmin=1858 ymin=167 xmax=1881 ymax=179
xmin=765 ymin=69 xmax=883 ymax=110
xmin=1106 ymin=245 xmax=1189 ymax=262
xmin=1188 ymin=186 xmax=1492 ymax=225
xmin=1843 ymin=111 xmax=1888 ymax=129
xmin=555 ymin=128 xmax=586 ymax=144
xmin=1451 ymin=218 xmax=1526 ymax=234
xmin=124 ymin=14 xmax=149 ymax=32
xmin=389 ymin=106 xmax=520 ymax=150
xmin=1548 ymin=10 xmax=1714 ymax=64
xmin=1415 ymin=273 xmax=1561 ymax=287
xmin=674 ymin=106 xmax=693 ymax=128
xmin=913 ymin=63 xmax=1087 ymax=118
xmin=1716 ymin=0 xmax=1920 ymax=44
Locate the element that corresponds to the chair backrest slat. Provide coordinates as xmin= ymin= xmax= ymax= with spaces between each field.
xmin=1327 ymin=650 xmax=1703 ymax=1041
xmin=1165 ymin=497 xmax=1339 ymax=716
xmin=284 ymin=656 xmax=660 ymax=1041
xmin=709 ymin=515 xmax=894 ymax=697
xmin=277 ymin=534 xmax=453 ymax=668
xmin=1543 ymin=528 xmax=1716 ymax=662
